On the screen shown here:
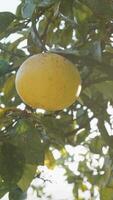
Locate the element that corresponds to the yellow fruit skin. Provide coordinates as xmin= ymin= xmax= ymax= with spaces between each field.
xmin=15 ymin=53 xmax=81 ymax=111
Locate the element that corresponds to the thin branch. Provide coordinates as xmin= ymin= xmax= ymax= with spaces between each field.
xmin=34 ymin=174 xmax=52 ymax=183
xmin=0 ymin=119 xmax=19 ymax=140
xmin=31 ymin=17 xmax=47 ymax=52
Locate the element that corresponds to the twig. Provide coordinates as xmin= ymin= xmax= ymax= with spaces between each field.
xmin=31 ymin=18 xmax=47 ymax=52
xmin=0 ymin=118 xmax=19 ymax=140
xmin=34 ymin=174 xmax=52 ymax=183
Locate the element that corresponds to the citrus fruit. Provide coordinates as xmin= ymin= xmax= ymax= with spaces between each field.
xmin=15 ymin=53 xmax=81 ymax=111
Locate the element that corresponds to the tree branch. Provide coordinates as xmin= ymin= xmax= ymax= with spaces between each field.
xmin=31 ymin=17 xmax=47 ymax=52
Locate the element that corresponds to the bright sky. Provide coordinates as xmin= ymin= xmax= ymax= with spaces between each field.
xmin=0 ymin=0 xmax=20 ymax=13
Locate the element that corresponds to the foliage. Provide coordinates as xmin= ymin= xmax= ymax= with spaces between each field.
xmin=0 ymin=0 xmax=113 ymax=199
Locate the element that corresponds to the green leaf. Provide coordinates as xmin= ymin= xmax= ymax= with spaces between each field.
xmin=11 ymin=49 xmax=27 ymax=67
xmin=98 ymin=120 xmax=113 ymax=149
xmin=95 ymin=81 xmax=113 ymax=100
xmin=76 ymin=107 xmax=89 ymax=128
xmin=10 ymin=119 xmax=45 ymax=165
xmin=22 ymin=0 xmax=36 ymax=18
xmin=18 ymin=164 xmax=37 ymax=191
xmin=56 ymin=26 xmax=73 ymax=47
xmin=0 ymin=108 xmax=15 ymax=134
xmin=83 ymin=0 xmax=113 ymax=19
xmin=67 ymin=175 xmax=76 ymax=184
xmin=0 ymin=21 xmax=26 ymax=39
xmin=2 ymin=75 xmax=15 ymax=99
xmin=41 ymin=113 xmax=75 ymax=145
xmin=74 ymin=1 xmax=92 ymax=23
xmin=100 ymin=187 xmax=113 ymax=200
xmin=16 ymin=4 xmax=23 ymax=19
xmin=1 ymin=74 xmax=19 ymax=107
xmin=76 ymin=130 xmax=87 ymax=145
xmin=7 ymin=37 xmax=25 ymax=52
xmin=76 ymin=22 xmax=89 ymax=41
xmin=90 ymin=41 xmax=102 ymax=62
xmin=107 ymin=173 xmax=113 ymax=188
xmin=44 ymin=150 xmax=56 ymax=169
xmin=0 ymin=12 xmax=15 ymax=33
xmin=89 ymin=136 xmax=104 ymax=154
xmin=27 ymin=32 xmax=42 ymax=54
xmin=0 ymin=176 xmax=10 ymax=198
xmin=37 ymin=0 xmax=56 ymax=8
xmin=0 ymin=143 xmax=25 ymax=186
xmin=60 ymin=0 xmax=73 ymax=17
xmin=73 ymin=183 xmax=79 ymax=199
xmin=9 ymin=187 xmax=27 ymax=200
xmin=0 ymin=60 xmax=10 ymax=76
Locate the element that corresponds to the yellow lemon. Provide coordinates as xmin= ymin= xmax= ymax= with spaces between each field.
xmin=15 ymin=53 xmax=81 ymax=111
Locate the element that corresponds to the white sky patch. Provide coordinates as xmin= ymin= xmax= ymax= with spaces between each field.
xmin=36 ymin=108 xmax=45 ymax=114
xmin=0 ymin=0 xmax=20 ymax=13
xmin=0 ymin=92 xmax=4 ymax=96
xmin=1 ymin=33 xmax=21 ymax=44
xmin=107 ymin=102 xmax=113 ymax=115
xmin=31 ymin=167 xmax=74 ymax=200
xmin=53 ymin=27 xmax=58 ymax=33
xmin=17 ymin=103 xmax=25 ymax=110
xmin=104 ymin=121 xmax=113 ymax=135
xmin=52 ymin=149 xmax=61 ymax=159
xmin=72 ymin=30 xmax=77 ymax=41
xmin=59 ymin=20 xmax=65 ymax=30
xmin=0 ymin=104 xmax=5 ymax=108
xmin=11 ymin=97 xmax=15 ymax=102
xmin=67 ymin=44 xmax=71 ymax=48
